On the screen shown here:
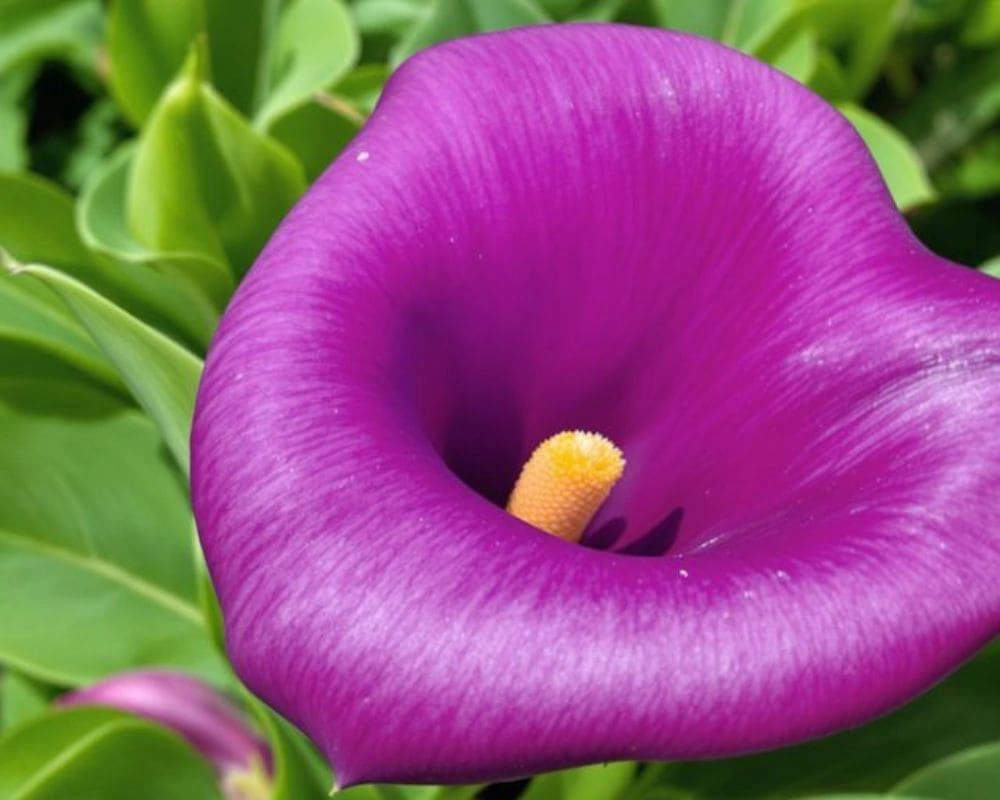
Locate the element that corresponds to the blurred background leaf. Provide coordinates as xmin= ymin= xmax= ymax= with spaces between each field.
xmin=839 ymin=103 xmax=936 ymax=209
xmin=76 ymin=143 xmax=227 ymax=348
xmin=0 ymin=672 xmax=54 ymax=733
xmin=8 ymin=262 xmax=203 ymax=474
xmin=254 ymin=0 xmax=360 ymax=129
xmin=892 ymin=740 xmax=1000 ymax=800
xmin=248 ymin=700 xmax=335 ymax=799
xmin=894 ymin=46 xmax=1000 ymax=173
xmin=520 ymin=762 xmax=637 ymax=800
xmin=391 ymin=0 xmax=551 ymax=64
xmin=126 ymin=41 xmax=306 ymax=280
xmin=0 ymin=66 xmax=33 ymax=171
xmin=0 ymin=373 xmax=225 ymax=687
xmin=104 ymin=0 xmax=202 ymax=128
xmin=0 ymin=706 xmax=222 ymax=799
xmin=0 ymin=0 xmax=102 ymax=76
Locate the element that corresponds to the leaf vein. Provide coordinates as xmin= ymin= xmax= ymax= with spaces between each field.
xmin=0 ymin=528 xmax=204 ymax=625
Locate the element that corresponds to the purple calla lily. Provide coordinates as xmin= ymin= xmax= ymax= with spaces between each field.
xmin=191 ymin=24 xmax=1000 ymax=788
xmin=59 ymin=671 xmax=271 ymax=799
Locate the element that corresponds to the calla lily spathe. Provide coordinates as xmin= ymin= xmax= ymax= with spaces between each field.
xmin=192 ymin=24 xmax=1000 ymax=787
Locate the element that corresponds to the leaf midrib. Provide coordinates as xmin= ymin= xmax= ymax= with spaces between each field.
xmin=0 ymin=527 xmax=203 ymax=625
xmin=9 ymin=718 xmax=138 ymax=800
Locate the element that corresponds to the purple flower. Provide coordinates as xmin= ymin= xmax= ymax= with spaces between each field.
xmin=59 ymin=670 xmax=271 ymax=799
xmin=191 ymin=24 xmax=1000 ymax=788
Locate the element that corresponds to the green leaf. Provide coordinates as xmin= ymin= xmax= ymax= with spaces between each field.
xmin=335 ymin=64 xmax=391 ymax=114
xmin=0 ymin=267 xmax=122 ymax=392
xmin=0 ymin=673 xmax=52 ymax=733
xmin=0 ymin=161 xmax=216 ymax=352
xmin=522 ymin=762 xmax=638 ymax=800
xmin=0 ymin=174 xmax=126 ymax=390
xmin=105 ymin=0 xmax=202 ymax=127
xmin=807 ymin=48 xmax=853 ymax=101
xmin=255 ymin=0 xmax=360 ymax=130
xmin=650 ymin=0 xmax=807 ymax=53
xmin=392 ymin=0 xmax=551 ymax=64
xmin=249 ymin=700 xmax=442 ymax=800
xmin=791 ymin=796 xmax=911 ymax=799
xmin=339 ymin=785 xmax=390 ymax=800
xmin=0 ymin=0 xmax=102 ymax=75
xmin=657 ymin=0 xmax=901 ymax=100
xmin=107 ymin=0 xmax=359 ymax=127
xmin=784 ymin=0 xmax=900 ymax=99
xmin=0 ymin=65 xmax=33 ymax=171
xmin=895 ymin=47 xmax=1000 ymax=171
xmin=962 ymin=0 xmax=1000 ymax=47
xmin=61 ymin=100 xmax=128 ymax=192
xmin=981 ymin=255 xmax=1000 ymax=277
xmin=249 ymin=701 xmax=331 ymax=799
xmin=383 ymin=785 xmax=482 ymax=800
xmin=839 ymin=104 xmax=936 ymax=211
xmin=0 ymin=706 xmax=221 ymax=799
xmin=128 ymin=42 xmax=307 ymax=276
xmin=0 ymin=172 xmax=97 ymax=274
xmin=535 ymin=0 xmax=587 ymax=16
xmin=661 ymin=642 xmax=1000 ymax=798
xmin=900 ymin=0 xmax=970 ymax=32
xmin=935 ymin=132 xmax=1000 ymax=200
xmin=757 ymin=26 xmax=819 ymax=84
xmin=194 ymin=525 xmax=226 ymax=655
xmin=0 ymin=378 xmax=224 ymax=686
xmin=107 ymin=0 xmax=372 ymax=127
xmin=269 ymin=93 xmax=362 ymax=180
xmin=353 ymin=0 xmax=431 ymax=36
xmin=566 ymin=0 xmax=630 ymax=23
xmin=0 ymin=340 xmax=112 ymax=389
xmin=77 ymin=143 xmax=226 ymax=348
xmin=202 ymin=0 xmax=275 ymax=116
xmin=5 ymin=260 xmax=203 ymax=476
xmin=649 ymin=0 xmax=737 ymax=40
xmin=894 ymin=741 xmax=1000 ymax=800
xmin=725 ymin=0 xmax=799 ymax=50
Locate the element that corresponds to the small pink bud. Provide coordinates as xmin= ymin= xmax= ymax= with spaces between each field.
xmin=60 ymin=670 xmax=272 ymax=798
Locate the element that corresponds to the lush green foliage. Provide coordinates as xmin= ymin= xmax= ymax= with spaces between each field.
xmin=0 ymin=0 xmax=998 ymax=797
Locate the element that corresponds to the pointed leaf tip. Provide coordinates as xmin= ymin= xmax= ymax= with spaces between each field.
xmin=0 ymin=247 xmax=24 ymax=275
xmin=183 ymin=34 xmax=212 ymax=85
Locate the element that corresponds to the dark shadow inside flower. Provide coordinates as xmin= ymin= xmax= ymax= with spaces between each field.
xmin=584 ymin=515 xmax=627 ymax=550
xmin=587 ymin=508 xmax=685 ymax=556
xmin=441 ymin=385 xmax=524 ymax=508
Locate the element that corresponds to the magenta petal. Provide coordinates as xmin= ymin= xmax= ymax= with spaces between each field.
xmin=59 ymin=670 xmax=269 ymax=775
xmin=191 ymin=25 xmax=1000 ymax=787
